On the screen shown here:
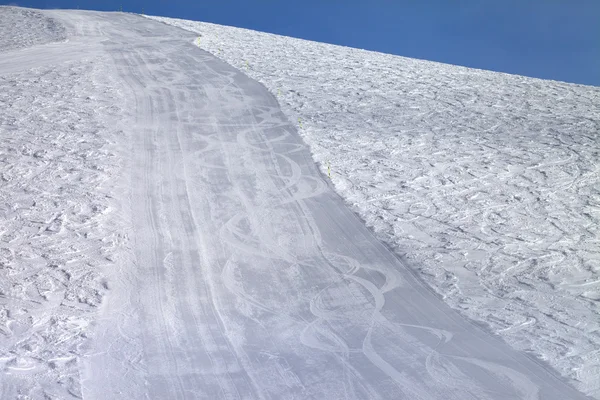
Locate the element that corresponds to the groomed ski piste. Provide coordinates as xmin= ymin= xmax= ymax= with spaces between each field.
xmin=0 ymin=6 xmax=598 ymax=399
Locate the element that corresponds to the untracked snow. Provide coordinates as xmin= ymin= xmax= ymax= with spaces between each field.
xmin=149 ymin=15 xmax=600 ymax=398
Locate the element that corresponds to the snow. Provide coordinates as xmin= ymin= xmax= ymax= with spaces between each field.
xmin=0 ymin=6 xmax=65 ymax=52
xmin=148 ymin=15 xmax=600 ymax=398
xmin=0 ymin=7 xmax=126 ymax=398
xmin=1 ymin=6 xmax=598 ymax=398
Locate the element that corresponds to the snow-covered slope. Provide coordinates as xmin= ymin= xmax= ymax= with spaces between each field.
xmin=0 ymin=7 xmax=126 ymax=398
xmin=0 ymin=6 xmax=65 ymax=51
xmin=1 ymin=6 xmax=597 ymax=399
xmin=149 ymin=15 xmax=600 ymax=398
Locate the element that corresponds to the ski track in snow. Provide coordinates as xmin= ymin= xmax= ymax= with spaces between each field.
xmin=149 ymin=15 xmax=600 ymax=399
xmin=0 ymin=7 xmax=596 ymax=399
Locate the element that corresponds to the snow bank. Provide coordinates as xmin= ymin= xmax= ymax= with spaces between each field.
xmin=147 ymin=15 xmax=600 ymax=398
xmin=0 ymin=10 xmax=125 ymax=398
xmin=0 ymin=6 xmax=65 ymax=52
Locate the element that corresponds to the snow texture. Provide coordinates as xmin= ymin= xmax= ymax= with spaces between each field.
xmin=0 ymin=8 xmax=125 ymax=398
xmin=0 ymin=6 xmax=66 ymax=52
xmin=0 ymin=6 xmax=597 ymax=398
xmin=148 ymin=15 xmax=600 ymax=398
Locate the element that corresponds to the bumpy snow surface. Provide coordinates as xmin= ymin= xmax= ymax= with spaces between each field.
xmin=0 ymin=7 xmax=596 ymax=399
xmin=0 ymin=6 xmax=65 ymax=52
xmin=0 ymin=7 xmax=125 ymax=398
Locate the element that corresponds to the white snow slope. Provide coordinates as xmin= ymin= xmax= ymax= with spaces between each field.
xmin=149 ymin=16 xmax=600 ymax=398
xmin=0 ymin=6 xmax=598 ymax=399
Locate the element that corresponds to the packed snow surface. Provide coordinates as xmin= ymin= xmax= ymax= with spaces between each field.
xmin=150 ymin=15 xmax=600 ymax=399
xmin=0 ymin=6 xmax=596 ymax=399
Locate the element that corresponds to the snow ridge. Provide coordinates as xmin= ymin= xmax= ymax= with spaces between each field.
xmin=147 ymin=15 xmax=600 ymax=398
xmin=0 ymin=7 xmax=66 ymax=52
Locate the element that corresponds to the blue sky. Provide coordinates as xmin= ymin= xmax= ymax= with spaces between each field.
xmin=4 ymin=0 xmax=599 ymax=86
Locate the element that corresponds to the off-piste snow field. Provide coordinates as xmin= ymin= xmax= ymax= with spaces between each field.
xmin=0 ymin=6 xmax=598 ymax=400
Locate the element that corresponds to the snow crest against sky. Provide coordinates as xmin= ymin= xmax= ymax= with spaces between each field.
xmin=2 ymin=0 xmax=599 ymax=86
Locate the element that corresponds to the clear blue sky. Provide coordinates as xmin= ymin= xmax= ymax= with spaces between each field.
xmin=4 ymin=0 xmax=600 ymax=86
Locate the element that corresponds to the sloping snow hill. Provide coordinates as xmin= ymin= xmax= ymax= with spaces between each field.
xmin=0 ymin=6 xmax=65 ymax=51
xmin=149 ymin=15 xmax=600 ymax=398
xmin=1 ymin=6 xmax=598 ymax=399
